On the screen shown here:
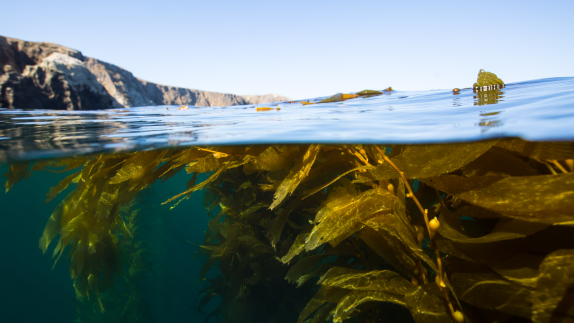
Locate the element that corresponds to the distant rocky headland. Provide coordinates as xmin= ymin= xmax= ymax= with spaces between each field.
xmin=0 ymin=36 xmax=289 ymax=110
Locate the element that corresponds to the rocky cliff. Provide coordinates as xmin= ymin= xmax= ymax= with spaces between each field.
xmin=0 ymin=36 xmax=289 ymax=110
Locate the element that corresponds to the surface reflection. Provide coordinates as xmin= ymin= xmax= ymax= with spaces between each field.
xmin=474 ymin=87 xmax=505 ymax=106
xmin=478 ymin=111 xmax=503 ymax=132
xmin=0 ymin=77 xmax=573 ymax=162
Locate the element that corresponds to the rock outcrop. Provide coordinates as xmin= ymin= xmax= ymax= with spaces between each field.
xmin=84 ymin=57 xmax=152 ymax=108
xmin=0 ymin=36 xmax=289 ymax=110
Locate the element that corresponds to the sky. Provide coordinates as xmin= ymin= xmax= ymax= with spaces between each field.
xmin=1 ymin=0 xmax=573 ymax=100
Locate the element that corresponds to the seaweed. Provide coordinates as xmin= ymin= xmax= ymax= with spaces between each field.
xmin=75 ymin=200 xmax=154 ymax=323
xmin=5 ymin=71 xmax=574 ymax=323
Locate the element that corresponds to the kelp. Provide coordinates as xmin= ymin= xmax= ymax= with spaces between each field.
xmin=304 ymin=186 xmax=395 ymax=252
xmin=531 ymin=250 xmax=574 ymax=323
xmin=371 ymin=141 xmax=496 ymax=179
xmin=473 ymin=69 xmax=504 ymax=89
xmin=270 ymin=144 xmax=321 ymax=210
xmin=75 ymin=201 xmax=153 ymax=323
xmin=472 ymin=69 xmax=505 ymax=105
xmin=426 ymin=173 xmax=574 ymax=223
xmin=301 ymin=87 xmax=392 ymax=105
xmin=4 ymin=162 xmax=30 ymax=192
xmin=5 ymin=71 xmax=574 ymax=322
xmin=7 ymin=137 xmax=574 ymax=323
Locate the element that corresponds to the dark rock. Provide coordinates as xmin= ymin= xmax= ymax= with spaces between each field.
xmin=0 ymin=35 xmax=289 ymax=110
xmin=0 ymin=52 xmax=118 ymax=110
xmin=0 ymin=36 xmax=84 ymax=74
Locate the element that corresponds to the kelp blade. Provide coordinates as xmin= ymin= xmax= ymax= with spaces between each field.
xmin=3 ymin=139 xmax=574 ymax=323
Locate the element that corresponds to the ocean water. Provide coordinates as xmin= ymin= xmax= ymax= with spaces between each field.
xmin=1 ymin=77 xmax=573 ymax=162
xmin=1 ymin=77 xmax=573 ymax=323
xmin=0 ymin=165 xmax=214 ymax=323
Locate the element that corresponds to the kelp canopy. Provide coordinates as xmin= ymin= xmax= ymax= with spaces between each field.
xmin=5 ymin=138 xmax=574 ymax=323
xmin=4 ymin=70 xmax=574 ymax=323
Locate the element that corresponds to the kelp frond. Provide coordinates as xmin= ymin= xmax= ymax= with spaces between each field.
xmin=6 ymin=136 xmax=574 ymax=322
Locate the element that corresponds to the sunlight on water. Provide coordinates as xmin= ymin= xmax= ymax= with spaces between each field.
xmin=0 ymin=77 xmax=573 ymax=162
xmin=2 ymin=72 xmax=574 ymax=323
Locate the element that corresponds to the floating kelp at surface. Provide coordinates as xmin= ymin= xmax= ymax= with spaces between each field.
xmin=472 ymin=69 xmax=505 ymax=106
xmin=473 ymin=69 xmax=505 ymax=89
xmin=5 ymin=138 xmax=574 ymax=323
xmin=7 ymin=72 xmax=574 ymax=164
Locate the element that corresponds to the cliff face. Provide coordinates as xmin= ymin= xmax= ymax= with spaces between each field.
xmin=0 ymin=37 xmax=119 ymax=110
xmin=84 ymin=57 xmax=153 ymax=108
xmin=0 ymin=36 xmax=289 ymax=110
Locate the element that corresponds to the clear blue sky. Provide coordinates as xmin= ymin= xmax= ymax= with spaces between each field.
xmin=2 ymin=0 xmax=573 ymax=100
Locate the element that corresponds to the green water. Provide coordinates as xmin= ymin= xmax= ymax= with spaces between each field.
xmin=0 ymin=165 xmax=215 ymax=322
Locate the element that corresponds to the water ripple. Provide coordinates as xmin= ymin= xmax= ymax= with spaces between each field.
xmin=0 ymin=77 xmax=573 ymax=162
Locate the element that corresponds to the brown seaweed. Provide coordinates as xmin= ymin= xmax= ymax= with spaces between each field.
xmin=4 ymin=68 xmax=574 ymax=322
xmin=6 ymin=137 xmax=574 ymax=323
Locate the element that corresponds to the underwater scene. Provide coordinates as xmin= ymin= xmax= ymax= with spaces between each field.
xmin=1 ymin=71 xmax=574 ymax=323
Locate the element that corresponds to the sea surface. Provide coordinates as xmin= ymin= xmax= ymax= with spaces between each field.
xmin=0 ymin=77 xmax=573 ymax=323
xmin=1 ymin=77 xmax=573 ymax=162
